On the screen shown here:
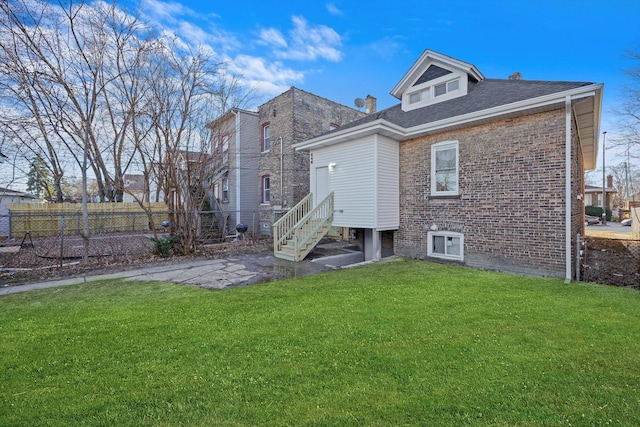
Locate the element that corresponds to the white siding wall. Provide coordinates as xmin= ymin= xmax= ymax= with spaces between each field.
xmin=375 ymin=135 xmax=400 ymax=230
xmin=310 ymin=135 xmax=399 ymax=229
xmin=238 ymin=112 xmax=260 ymax=226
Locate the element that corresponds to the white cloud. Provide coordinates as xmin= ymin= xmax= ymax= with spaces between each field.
xmin=139 ymin=0 xmax=194 ymax=23
xmin=139 ymin=0 xmax=238 ymax=52
xmin=136 ymin=2 xmax=329 ymax=100
xmin=258 ymin=28 xmax=288 ymax=49
xmin=326 ymin=3 xmax=343 ymax=16
xmin=265 ymin=16 xmax=343 ymax=62
xmin=230 ymin=55 xmax=304 ymax=97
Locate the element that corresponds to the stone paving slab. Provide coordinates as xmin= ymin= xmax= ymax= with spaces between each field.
xmin=0 ymin=243 xmax=359 ymax=296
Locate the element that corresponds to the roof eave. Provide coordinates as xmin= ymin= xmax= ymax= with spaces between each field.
xmin=293 ymin=119 xmax=406 ymax=151
xmin=402 ymin=83 xmax=603 ymax=140
xmin=295 ymin=83 xmax=604 ymax=153
xmin=579 ymin=85 xmax=603 ymax=171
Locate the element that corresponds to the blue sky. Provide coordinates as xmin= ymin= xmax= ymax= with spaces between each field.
xmin=133 ymin=0 xmax=640 ymax=169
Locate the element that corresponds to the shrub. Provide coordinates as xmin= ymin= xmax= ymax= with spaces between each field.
xmin=150 ymin=235 xmax=180 ymax=258
xmin=585 ymin=206 xmax=612 ymax=221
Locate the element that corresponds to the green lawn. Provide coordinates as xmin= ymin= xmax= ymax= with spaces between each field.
xmin=1 ymin=258 xmax=639 ymax=426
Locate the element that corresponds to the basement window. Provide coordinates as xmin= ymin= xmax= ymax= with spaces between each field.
xmin=428 ymin=231 xmax=464 ymax=261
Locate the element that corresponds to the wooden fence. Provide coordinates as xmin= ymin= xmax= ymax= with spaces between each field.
xmin=9 ymin=202 xmax=168 ymax=238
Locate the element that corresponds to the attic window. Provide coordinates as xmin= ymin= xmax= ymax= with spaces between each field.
xmin=401 ymin=70 xmax=467 ymax=112
xmin=409 ymin=90 xmax=426 ymax=104
xmin=435 ymin=78 xmax=460 ymax=97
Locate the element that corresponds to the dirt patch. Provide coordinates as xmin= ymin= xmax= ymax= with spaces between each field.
xmin=0 ymin=233 xmax=273 ymax=286
xmin=582 ymin=237 xmax=640 ymax=289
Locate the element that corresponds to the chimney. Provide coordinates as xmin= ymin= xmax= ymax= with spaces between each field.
xmin=607 ymin=174 xmax=613 ymax=189
xmin=365 ymin=95 xmax=377 ymax=114
xmin=509 ymin=72 xmax=522 ymax=80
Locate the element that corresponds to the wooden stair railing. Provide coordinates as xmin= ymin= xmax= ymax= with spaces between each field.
xmin=273 ymin=192 xmax=334 ymax=261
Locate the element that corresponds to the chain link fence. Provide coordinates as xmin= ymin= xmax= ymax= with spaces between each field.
xmin=0 ymin=208 xmax=264 ymax=271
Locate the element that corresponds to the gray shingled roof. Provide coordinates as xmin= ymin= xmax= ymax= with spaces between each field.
xmin=337 ymin=78 xmax=593 ymax=132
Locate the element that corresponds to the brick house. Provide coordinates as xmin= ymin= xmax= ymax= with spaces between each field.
xmin=584 ymin=176 xmax=616 ymax=211
xmin=256 ymin=87 xmax=368 ymax=234
xmin=288 ymin=50 xmax=602 ymax=280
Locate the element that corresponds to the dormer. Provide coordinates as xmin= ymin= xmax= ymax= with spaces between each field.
xmin=391 ymin=50 xmax=484 ymax=112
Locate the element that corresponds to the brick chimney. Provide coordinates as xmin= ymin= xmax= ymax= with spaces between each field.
xmin=509 ymin=72 xmax=522 ymax=80
xmin=607 ymin=174 xmax=613 ymax=188
xmin=365 ymin=95 xmax=376 ymax=114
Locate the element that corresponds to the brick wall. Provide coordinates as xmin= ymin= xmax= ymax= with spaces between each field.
xmin=396 ymin=108 xmax=574 ymax=278
xmin=258 ymin=87 xmax=366 ymax=232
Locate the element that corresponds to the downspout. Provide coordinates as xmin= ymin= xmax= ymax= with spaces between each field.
xmin=564 ymin=96 xmax=572 ymax=283
xmin=280 ymin=136 xmax=284 ymax=207
xmin=233 ymin=110 xmax=241 ymax=233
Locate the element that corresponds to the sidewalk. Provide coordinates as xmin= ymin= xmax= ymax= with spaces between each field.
xmin=0 ymin=243 xmax=360 ymax=296
xmin=584 ymin=222 xmax=635 ymax=240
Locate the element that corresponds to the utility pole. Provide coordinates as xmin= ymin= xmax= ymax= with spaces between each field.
xmin=601 ymin=131 xmax=607 ymax=225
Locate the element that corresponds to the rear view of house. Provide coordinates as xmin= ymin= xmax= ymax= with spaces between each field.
xmin=289 ymin=50 xmax=602 ymax=280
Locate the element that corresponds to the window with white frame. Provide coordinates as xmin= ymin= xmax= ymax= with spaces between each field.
xmin=262 ymin=123 xmax=270 ymax=152
xmin=261 ymin=175 xmax=270 ymax=204
xmin=402 ymin=74 xmax=465 ymax=112
xmin=409 ymin=88 xmax=429 ymax=104
xmin=431 ymin=140 xmax=459 ymax=196
xmin=428 ymin=231 xmax=463 ymax=261
xmin=222 ymin=178 xmax=229 ymax=203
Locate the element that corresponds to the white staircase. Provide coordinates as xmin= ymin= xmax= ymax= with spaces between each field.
xmin=273 ymin=192 xmax=334 ymax=261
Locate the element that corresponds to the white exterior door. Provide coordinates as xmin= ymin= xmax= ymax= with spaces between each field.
xmin=315 ymin=166 xmax=329 ymax=206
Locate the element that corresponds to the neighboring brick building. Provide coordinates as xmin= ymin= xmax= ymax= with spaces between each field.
xmin=257 ymin=87 xmax=367 ymax=234
xmin=293 ymin=50 xmax=603 ymax=280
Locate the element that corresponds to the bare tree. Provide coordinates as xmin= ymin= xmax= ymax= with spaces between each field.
xmin=612 ymin=47 xmax=640 ymax=159
xmin=1 ymin=0 xmax=254 ymax=257
xmin=138 ymin=41 xmax=223 ymax=253
xmin=0 ymin=0 xmax=153 ymax=259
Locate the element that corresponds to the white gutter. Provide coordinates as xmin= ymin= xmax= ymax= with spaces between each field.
xmin=565 ymin=96 xmax=572 ymax=283
xmin=294 ymin=84 xmax=602 ymax=152
xmin=404 ymin=85 xmax=600 ymax=139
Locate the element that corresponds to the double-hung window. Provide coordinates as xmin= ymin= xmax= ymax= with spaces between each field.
xmin=222 ymin=178 xmax=229 ymax=203
xmin=262 ymin=123 xmax=271 ymax=152
xmin=431 ymin=140 xmax=459 ymax=196
xmin=261 ymin=175 xmax=270 ymax=204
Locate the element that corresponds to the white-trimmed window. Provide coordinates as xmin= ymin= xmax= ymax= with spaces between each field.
xmin=261 ymin=175 xmax=270 ymax=204
xmin=409 ymin=88 xmax=429 ymax=104
xmin=402 ymin=73 xmax=466 ymax=112
xmin=262 ymin=123 xmax=271 ymax=152
xmin=428 ymin=231 xmax=464 ymax=261
xmin=222 ymin=178 xmax=229 ymax=203
xmin=431 ymin=140 xmax=459 ymax=196
xmin=434 ymin=78 xmax=460 ymax=97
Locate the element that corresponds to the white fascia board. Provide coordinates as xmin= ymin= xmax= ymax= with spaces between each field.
xmin=294 ymin=83 xmax=603 ymax=152
xmin=402 ymin=84 xmax=603 ymax=139
xmin=293 ymin=119 xmax=406 ymax=151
